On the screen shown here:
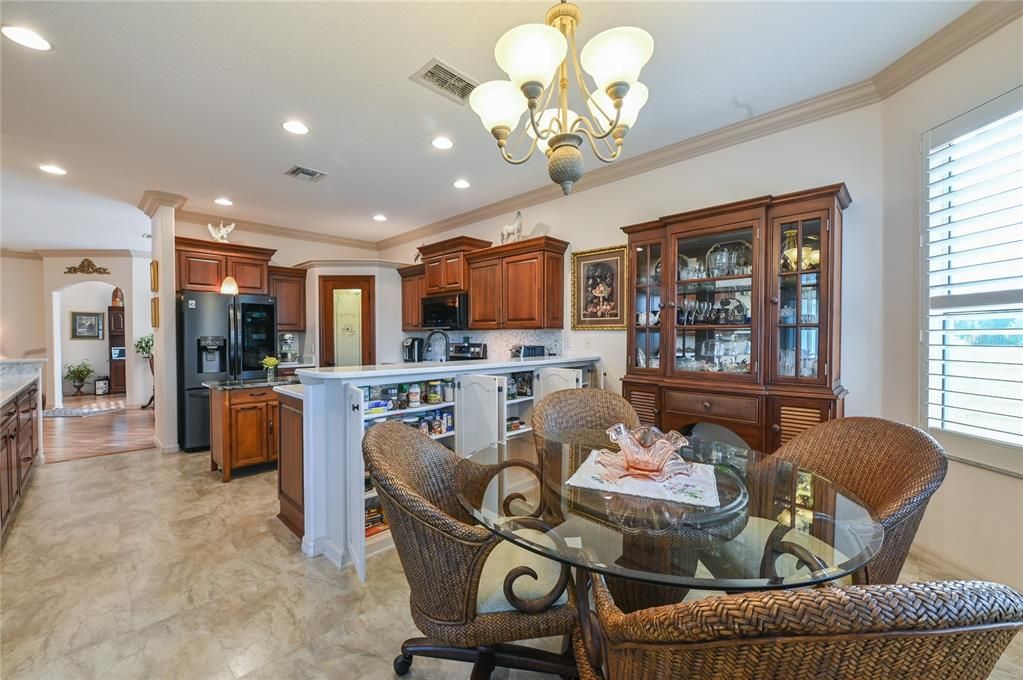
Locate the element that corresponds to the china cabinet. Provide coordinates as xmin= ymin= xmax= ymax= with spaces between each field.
xmin=621 ymin=184 xmax=850 ymax=452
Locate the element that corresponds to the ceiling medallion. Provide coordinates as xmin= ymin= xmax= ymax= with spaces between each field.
xmin=469 ymin=1 xmax=653 ymax=195
xmin=64 ymin=258 xmax=110 ymax=275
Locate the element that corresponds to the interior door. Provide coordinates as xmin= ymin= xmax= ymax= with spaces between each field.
xmin=319 ymin=276 xmax=375 ymax=367
xmin=346 ymin=384 xmax=367 ymax=581
xmin=455 ymin=374 xmax=504 ymax=456
xmin=535 ymin=367 xmax=582 ymax=402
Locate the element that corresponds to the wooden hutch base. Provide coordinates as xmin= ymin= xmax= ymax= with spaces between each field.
xmin=621 ymin=184 xmax=851 ymax=452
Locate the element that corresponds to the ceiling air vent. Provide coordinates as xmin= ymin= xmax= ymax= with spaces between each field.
xmin=410 ymin=58 xmax=478 ymax=105
xmin=284 ymin=165 xmax=327 ymax=182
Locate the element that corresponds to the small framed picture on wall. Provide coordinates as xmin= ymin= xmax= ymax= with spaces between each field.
xmin=70 ymin=312 xmax=104 ymax=340
xmin=151 ymin=297 xmax=160 ymax=328
xmin=571 ymin=246 xmax=628 ymax=330
xmin=150 ymin=260 xmax=159 ymax=292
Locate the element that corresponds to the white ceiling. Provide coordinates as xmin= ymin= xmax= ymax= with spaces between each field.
xmin=1 ymin=1 xmax=974 ymax=251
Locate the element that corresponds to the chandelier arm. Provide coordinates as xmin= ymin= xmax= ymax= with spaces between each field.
xmin=567 ymin=26 xmax=618 ymax=136
xmin=577 ymin=126 xmax=623 ymax=164
xmin=527 ymin=80 xmax=560 ymax=140
xmin=500 ymin=135 xmax=540 ymax=165
xmin=572 ymin=113 xmax=624 ymax=145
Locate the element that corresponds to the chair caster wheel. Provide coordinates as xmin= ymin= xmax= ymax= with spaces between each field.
xmin=393 ymin=654 xmax=413 ymax=676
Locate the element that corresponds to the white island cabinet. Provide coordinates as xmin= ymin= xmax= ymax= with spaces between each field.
xmin=295 ymin=355 xmax=602 ymax=580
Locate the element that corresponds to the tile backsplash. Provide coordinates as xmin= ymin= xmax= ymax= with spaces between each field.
xmin=405 ymin=329 xmax=563 ymax=361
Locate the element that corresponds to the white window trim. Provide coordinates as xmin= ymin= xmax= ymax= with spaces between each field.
xmin=918 ymin=86 xmax=1023 ymax=478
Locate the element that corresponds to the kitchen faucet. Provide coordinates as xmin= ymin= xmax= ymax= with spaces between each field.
xmin=425 ymin=329 xmax=450 ymax=362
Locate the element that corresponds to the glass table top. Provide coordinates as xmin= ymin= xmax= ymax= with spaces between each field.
xmin=455 ymin=430 xmax=883 ymax=592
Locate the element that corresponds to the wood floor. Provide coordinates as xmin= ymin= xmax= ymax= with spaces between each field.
xmin=43 ymin=395 xmax=155 ymax=464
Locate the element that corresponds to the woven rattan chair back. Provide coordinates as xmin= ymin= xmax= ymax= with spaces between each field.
xmin=531 ymin=388 xmax=641 ymax=441
xmin=574 ymin=578 xmax=1023 ymax=680
xmin=773 ymin=417 xmax=947 ymax=583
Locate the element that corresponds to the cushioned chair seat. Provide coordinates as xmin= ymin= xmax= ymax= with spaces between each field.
xmin=477 ymin=529 xmax=570 ymax=614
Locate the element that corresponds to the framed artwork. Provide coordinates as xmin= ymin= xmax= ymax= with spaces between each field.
xmin=70 ymin=312 xmax=104 ymax=340
xmin=151 ymin=297 xmax=160 ymax=328
xmin=150 ymin=260 xmax=159 ymax=292
xmin=571 ymin=245 xmax=628 ymax=330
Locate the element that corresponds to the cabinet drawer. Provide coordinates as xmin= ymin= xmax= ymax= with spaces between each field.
xmin=663 ymin=390 xmax=759 ymax=424
xmin=229 ymin=388 xmax=276 ymax=405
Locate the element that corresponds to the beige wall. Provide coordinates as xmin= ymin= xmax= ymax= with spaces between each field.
xmin=57 ymin=280 xmax=116 ymax=395
xmin=0 ymin=254 xmax=45 ymax=360
xmin=381 ymin=104 xmax=886 ymax=416
xmin=175 ymin=221 xmax=378 ymax=267
xmin=880 ymin=18 xmax=1023 ymax=589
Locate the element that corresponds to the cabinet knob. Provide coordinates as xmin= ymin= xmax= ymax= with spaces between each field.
xmin=668 ymin=302 xmax=676 ymax=308
xmin=770 ymin=296 xmax=779 ymax=305
xmin=702 ymin=401 xmax=712 ymax=410
xmin=771 ymin=424 xmax=781 ymax=433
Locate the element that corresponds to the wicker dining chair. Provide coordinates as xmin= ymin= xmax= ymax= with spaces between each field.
xmin=363 ymin=422 xmax=578 ymax=679
xmin=531 ymin=388 xmax=641 ymax=442
xmin=772 ymin=417 xmax=948 ymax=584
xmin=573 ymin=576 xmax=1023 ymax=680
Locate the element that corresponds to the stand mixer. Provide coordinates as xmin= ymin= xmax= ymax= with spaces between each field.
xmin=279 ymin=333 xmax=297 ymax=363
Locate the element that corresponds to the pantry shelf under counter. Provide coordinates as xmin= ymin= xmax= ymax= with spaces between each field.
xmin=291 ymin=354 xmax=602 ymax=579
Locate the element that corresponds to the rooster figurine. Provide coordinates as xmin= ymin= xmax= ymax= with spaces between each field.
xmin=207 ymin=221 xmax=235 ymax=243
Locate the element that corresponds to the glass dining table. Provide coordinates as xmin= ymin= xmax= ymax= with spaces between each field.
xmin=455 ymin=429 xmax=884 ymax=615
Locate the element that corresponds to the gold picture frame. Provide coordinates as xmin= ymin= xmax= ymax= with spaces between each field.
xmin=150 ymin=297 xmax=160 ymax=328
xmin=150 ymin=260 xmax=159 ymax=292
xmin=571 ymin=245 xmax=628 ymax=330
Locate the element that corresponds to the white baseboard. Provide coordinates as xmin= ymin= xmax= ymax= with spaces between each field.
xmin=151 ymin=435 xmax=179 ymax=454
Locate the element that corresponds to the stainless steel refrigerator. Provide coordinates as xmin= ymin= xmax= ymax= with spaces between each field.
xmin=177 ymin=291 xmax=276 ymax=451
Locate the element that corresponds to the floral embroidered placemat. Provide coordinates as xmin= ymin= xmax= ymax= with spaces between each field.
xmin=566 ymin=449 xmax=721 ymax=508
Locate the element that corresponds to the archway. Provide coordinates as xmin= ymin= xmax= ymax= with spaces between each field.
xmin=51 ymin=280 xmax=117 ymax=405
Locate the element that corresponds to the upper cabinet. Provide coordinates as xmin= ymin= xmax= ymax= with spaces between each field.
xmin=175 ymin=237 xmax=276 ymax=295
xmin=465 ymin=236 xmax=568 ymax=330
xmin=397 ymin=264 xmax=426 ymax=331
xmin=268 ymin=266 xmax=307 ymax=332
xmin=418 ymin=236 xmax=491 ymax=295
xmin=621 ymin=184 xmax=850 ymax=452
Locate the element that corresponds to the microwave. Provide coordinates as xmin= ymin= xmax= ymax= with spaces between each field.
xmin=421 ymin=293 xmax=469 ymax=330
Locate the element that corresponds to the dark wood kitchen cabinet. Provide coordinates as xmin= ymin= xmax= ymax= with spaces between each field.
xmin=397 ymin=264 xmax=426 ymax=331
xmin=175 ymin=237 xmax=277 ymax=294
xmin=1 ymin=381 xmax=40 ymax=541
xmin=108 ymin=305 xmax=127 ymax=395
xmin=269 ymin=266 xmax=307 ymax=331
xmin=277 ymin=393 xmax=304 ymax=537
xmin=418 ymin=236 xmax=491 ymax=295
xmin=464 ymin=235 xmax=567 ymax=330
xmin=210 ymin=386 xmax=279 ymax=482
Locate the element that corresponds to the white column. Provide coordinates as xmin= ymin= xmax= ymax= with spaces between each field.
xmin=139 ymin=191 xmax=186 ymax=452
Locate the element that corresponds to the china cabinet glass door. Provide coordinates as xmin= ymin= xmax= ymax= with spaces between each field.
xmin=771 ymin=213 xmax=828 ymax=384
xmin=670 ymin=227 xmax=757 ymax=379
xmin=631 ymin=240 xmax=663 ymax=372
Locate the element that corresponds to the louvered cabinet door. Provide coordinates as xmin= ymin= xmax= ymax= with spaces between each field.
xmin=623 ymin=382 xmax=660 ymax=427
xmin=767 ymin=396 xmax=835 ymax=452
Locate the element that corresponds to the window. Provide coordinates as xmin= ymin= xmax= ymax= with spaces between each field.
xmin=923 ymin=87 xmax=1022 ymax=454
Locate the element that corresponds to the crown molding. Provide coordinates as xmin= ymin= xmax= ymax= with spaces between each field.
xmin=176 ymin=210 xmax=379 ymax=252
xmin=137 ymin=190 xmax=187 ymax=217
xmin=292 ymin=259 xmax=408 ymax=270
xmin=34 ymin=249 xmax=143 ymax=258
xmin=377 ymin=79 xmax=880 ymax=250
xmin=0 ymin=249 xmax=43 ymax=261
xmin=872 ymin=1 xmax=1023 ymax=99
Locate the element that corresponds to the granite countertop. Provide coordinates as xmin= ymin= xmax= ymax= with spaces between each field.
xmin=1 ymin=374 xmax=38 ymax=408
xmin=202 ymin=377 xmax=301 ymax=391
xmin=296 ymin=354 xmax=601 ymax=381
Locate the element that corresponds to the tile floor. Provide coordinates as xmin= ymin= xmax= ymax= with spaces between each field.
xmin=1 ymin=448 xmax=1020 ymax=679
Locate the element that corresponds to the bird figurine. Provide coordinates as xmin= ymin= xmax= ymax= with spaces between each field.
xmin=207 ymin=221 xmax=235 ymax=243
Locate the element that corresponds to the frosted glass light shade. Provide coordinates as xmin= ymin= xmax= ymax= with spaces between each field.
xmin=495 ymin=24 xmax=567 ymax=89
xmin=580 ymin=27 xmax=654 ymax=89
xmin=528 ymin=107 xmax=579 ymax=153
xmin=469 ymin=80 xmax=526 ymax=132
xmin=220 ymin=276 xmax=239 ymax=295
xmin=587 ymin=82 xmax=649 ymax=128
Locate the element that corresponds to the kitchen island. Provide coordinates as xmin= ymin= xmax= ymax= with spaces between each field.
xmin=292 ymin=355 xmax=602 ymax=579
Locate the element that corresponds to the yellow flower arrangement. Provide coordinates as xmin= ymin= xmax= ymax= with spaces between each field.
xmin=260 ymin=356 xmax=280 ymax=370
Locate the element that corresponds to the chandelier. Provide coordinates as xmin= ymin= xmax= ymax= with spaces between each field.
xmin=469 ymin=1 xmax=653 ymax=195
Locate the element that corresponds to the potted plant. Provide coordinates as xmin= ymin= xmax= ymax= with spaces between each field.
xmin=64 ymin=360 xmax=95 ymax=396
xmin=135 ymin=334 xmax=155 ymax=409
xmin=261 ymin=355 xmax=279 ymax=382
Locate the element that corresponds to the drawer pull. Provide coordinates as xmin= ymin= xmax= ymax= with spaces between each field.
xmin=21 ymin=456 xmax=31 ymax=463
xmin=4 ymin=409 xmax=14 ymax=417
xmin=771 ymin=424 xmax=781 ymax=433
xmin=248 ymin=392 xmax=265 ymax=397
xmin=702 ymin=401 xmax=712 ymax=410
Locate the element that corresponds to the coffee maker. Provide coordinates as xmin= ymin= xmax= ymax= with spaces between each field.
xmin=402 ymin=337 xmax=425 ymax=363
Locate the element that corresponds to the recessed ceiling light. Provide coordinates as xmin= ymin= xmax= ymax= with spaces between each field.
xmin=38 ymin=164 xmax=66 ymax=175
xmin=2 ymin=26 xmax=52 ymax=51
xmin=282 ymin=120 xmax=309 ymax=135
xmin=372 ymin=214 xmax=387 ymax=222
xmin=214 ymin=197 xmax=233 ymax=206
xmin=453 ymin=179 xmax=471 ymax=189
xmin=431 ymin=136 xmax=454 ymax=150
